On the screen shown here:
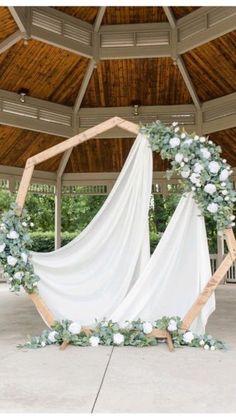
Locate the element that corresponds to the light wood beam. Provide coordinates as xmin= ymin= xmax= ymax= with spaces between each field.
xmin=0 ymin=31 xmax=22 ymax=54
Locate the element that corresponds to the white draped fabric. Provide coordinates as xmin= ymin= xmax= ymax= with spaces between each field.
xmin=111 ymin=192 xmax=215 ymax=334
xmin=31 ymin=132 xmax=215 ymax=335
xmin=32 ymin=133 xmax=153 ymax=326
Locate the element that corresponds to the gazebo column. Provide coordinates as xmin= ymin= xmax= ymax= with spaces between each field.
xmin=55 ymin=177 xmax=62 ymax=250
xmin=217 ymin=232 xmax=226 ymax=283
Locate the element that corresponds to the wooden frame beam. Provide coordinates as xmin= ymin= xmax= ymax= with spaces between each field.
xmin=0 ymin=30 xmax=22 ymax=54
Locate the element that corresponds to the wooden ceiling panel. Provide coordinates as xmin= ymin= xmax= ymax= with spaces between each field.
xmin=183 ymin=31 xmax=236 ymax=102
xmin=54 ymin=7 xmax=99 ymax=24
xmin=82 ymin=58 xmax=192 ymax=107
xmin=210 ymin=128 xmax=236 ymax=167
xmin=0 ymin=7 xmax=17 ymax=42
xmin=0 ymin=39 xmax=89 ymax=106
xmin=102 ymin=7 xmax=167 ymax=24
xmin=172 ymin=7 xmax=200 ymax=20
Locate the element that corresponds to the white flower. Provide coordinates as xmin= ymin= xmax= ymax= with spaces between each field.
xmin=167 ymin=320 xmax=177 ymax=332
xmin=209 ymin=161 xmax=220 ymax=174
xmin=190 ymin=173 xmax=200 ymax=184
xmin=0 ymin=223 xmax=6 ymax=231
xmin=183 ymin=331 xmax=194 ymax=344
xmin=191 ymin=186 xmax=196 ymax=191
xmin=170 ymin=137 xmax=180 ymax=148
xmin=21 ymin=253 xmax=28 ymax=264
xmin=207 ymin=203 xmax=218 ymax=214
xmin=7 ymin=230 xmax=19 ymax=240
xmin=181 ymin=133 xmax=186 ymax=139
xmin=143 ymin=322 xmax=153 ymax=334
xmin=219 ymin=169 xmax=230 ymax=181
xmin=48 ymin=331 xmax=58 ymax=343
xmin=7 ymin=255 xmax=17 ymax=266
xmin=221 ymin=182 xmax=226 ymax=187
xmin=174 ymin=127 xmax=180 ymax=132
xmin=68 ymin=322 xmax=81 ymax=335
xmin=222 ymin=159 xmax=226 ymax=163
xmin=230 ymin=215 xmax=235 ymax=221
xmin=0 ymin=243 xmax=6 ymax=252
xmin=172 ymin=121 xmax=178 ymax=127
xmin=208 ymin=140 xmax=213 ymax=144
xmin=199 ymin=339 xmax=205 ymax=346
xmin=224 ymin=196 xmax=229 ymax=201
xmin=194 ymin=135 xmax=199 ymax=141
xmin=221 ymin=190 xmax=228 ymax=195
xmin=194 ymin=162 xmax=203 ymax=173
xmin=119 ymin=321 xmax=131 ymax=330
xmin=14 ymin=271 xmax=24 ymax=280
xmin=22 ymin=222 xmax=27 ymax=227
xmin=180 ymin=162 xmax=185 ymax=167
xmin=113 ymin=332 xmax=124 ymax=345
xmin=210 ymin=345 xmax=216 ymax=351
xmin=204 ymin=184 xmax=216 ymax=195
xmin=204 ymin=344 xmax=210 ymax=350
xmin=30 ymin=222 xmax=34 ymax=227
xmin=89 ymin=336 xmax=100 ymax=347
xmin=41 ymin=341 xmax=46 ymax=347
xmin=175 ymin=153 xmax=184 ymax=163
xmin=200 ymin=136 xmax=206 ymax=143
xmin=181 ymin=169 xmax=190 ymax=179
xmin=183 ymin=138 xmax=193 ymax=146
xmin=200 ymin=148 xmax=211 ymax=159
xmin=184 ymin=157 xmax=189 ymax=162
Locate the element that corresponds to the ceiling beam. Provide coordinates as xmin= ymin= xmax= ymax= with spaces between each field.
xmin=0 ymin=88 xmax=235 ymax=137
xmin=8 ymin=7 xmax=30 ymax=41
xmin=0 ymin=30 xmax=22 ymax=54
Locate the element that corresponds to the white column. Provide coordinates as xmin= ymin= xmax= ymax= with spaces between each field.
xmin=217 ymin=232 xmax=226 ymax=283
xmin=55 ymin=177 xmax=62 ymax=249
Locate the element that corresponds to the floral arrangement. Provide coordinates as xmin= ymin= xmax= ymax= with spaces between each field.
xmin=140 ymin=120 xmax=236 ymax=230
xmin=18 ymin=316 xmax=225 ymax=351
xmin=0 ymin=203 xmax=39 ymax=293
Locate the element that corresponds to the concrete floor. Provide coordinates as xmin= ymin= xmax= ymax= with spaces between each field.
xmin=0 ymin=283 xmax=235 ymax=413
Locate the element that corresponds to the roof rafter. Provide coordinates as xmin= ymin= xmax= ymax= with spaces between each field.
xmin=0 ymin=30 xmax=22 ymax=54
xmin=8 ymin=7 xmax=30 ymax=40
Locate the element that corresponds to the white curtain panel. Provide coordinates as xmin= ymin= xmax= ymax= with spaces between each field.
xmin=31 ymin=133 xmax=153 ymax=326
xmin=111 ymin=192 xmax=215 ymax=335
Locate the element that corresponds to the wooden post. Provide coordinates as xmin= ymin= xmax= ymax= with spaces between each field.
xmin=182 ymin=228 xmax=236 ymax=330
xmin=16 ymin=164 xmax=34 ymax=213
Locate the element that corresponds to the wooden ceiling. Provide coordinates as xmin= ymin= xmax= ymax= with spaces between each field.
xmin=0 ymin=6 xmax=235 ymax=173
xmin=0 ymin=125 xmax=235 ymax=173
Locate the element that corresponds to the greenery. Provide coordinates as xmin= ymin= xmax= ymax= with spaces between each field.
xmin=18 ymin=316 xmax=225 ymax=350
xmin=141 ymin=120 xmax=236 ymax=230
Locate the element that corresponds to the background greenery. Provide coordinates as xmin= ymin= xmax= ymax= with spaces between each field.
xmin=0 ymin=189 xmax=221 ymax=253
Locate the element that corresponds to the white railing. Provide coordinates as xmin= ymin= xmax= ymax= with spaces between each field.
xmin=210 ymin=254 xmax=236 ymax=283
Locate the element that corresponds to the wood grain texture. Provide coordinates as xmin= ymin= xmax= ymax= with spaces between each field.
xmin=0 ymin=7 xmax=17 ymax=42
xmin=82 ymin=58 xmax=193 ymax=107
xmin=172 ymin=7 xmax=200 ymax=20
xmin=183 ymin=31 xmax=236 ymax=101
xmin=102 ymin=7 xmax=167 ymax=24
xmin=0 ymin=39 xmax=89 ymax=106
xmin=54 ymin=6 xmax=99 ymax=23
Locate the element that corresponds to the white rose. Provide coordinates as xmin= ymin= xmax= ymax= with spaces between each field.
xmin=221 ymin=190 xmax=228 ymax=195
xmin=184 ymin=158 xmax=189 ymax=162
xmin=200 ymin=148 xmax=211 ymax=159
xmin=200 ymin=136 xmax=206 ymax=143
xmin=204 ymin=184 xmax=216 ymax=195
xmin=41 ymin=341 xmax=46 ymax=347
xmin=7 ymin=255 xmax=17 ymax=266
xmin=30 ymin=222 xmax=34 ymax=227
xmin=89 ymin=336 xmax=100 ymax=347
xmin=0 ymin=243 xmax=6 ymax=252
xmin=190 ymin=173 xmax=200 ymax=184
xmin=143 ymin=322 xmax=153 ymax=334
xmin=230 ymin=215 xmax=235 ymax=221
xmin=221 ymin=182 xmax=226 ymax=187
xmin=183 ymin=138 xmax=193 ymax=146
xmin=22 ymin=222 xmax=27 ymax=227
xmin=113 ymin=333 xmax=124 ymax=345
xmin=167 ymin=320 xmax=177 ymax=332
xmin=0 ymin=223 xmax=6 ymax=231
xmin=181 ymin=169 xmax=190 ymax=179
xmin=191 ymin=186 xmax=196 ymax=191
xmin=181 ymin=133 xmax=186 ymax=139
xmin=175 ymin=153 xmax=184 ymax=163
xmin=209 ymin=161 xmax=220 ymax=174
xmin=224 ymin=196 xmax=229 ymax=201
xmin=222 ymin=159 xmax=226 ymax=163
xmin=21 ymin=253 xmax=28 ymax=264
xmin=68 ymin=322 xmax=81 ymax=335
xmin=219 ymin=169 xmax=230 ymax=181
xmin=207 ymin=203 xmax=218 ymax=214
xmin=174 ymin=127 xmax=180 ymax=132
xmin=210 ymin=346 xmax=215 ymax=351
xmin=194 ymin=135 xmax=199 ymax=141
xmin=183 ymin=331 xmax=194 ymax=344
xmin=204 ymin=344 xmax=210 ymax=350
xmin=199 ymin=339 xmax=205 ymax=346
xmin=48 ymin=331 xmax=58 ymax=343
xmin=7 ymin=230 xmax=19 ymax=240
xmin=14 ymin=271 xmax=24 ymax=280
xmin=170 ymin=137 xmax=180 ymax=148
xmin=209 ymin=140 xmax=213 ymax=144
xmin=194 ymin=162 xmax=203 ymax=173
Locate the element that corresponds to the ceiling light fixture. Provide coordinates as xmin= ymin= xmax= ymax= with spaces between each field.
xmin=131 ymin=100 xmax=141 ymax=116
xmin=18 ymin=88 xmax=29 ymax=103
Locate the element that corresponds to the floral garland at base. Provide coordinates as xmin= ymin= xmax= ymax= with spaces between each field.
xmin=18 ymin=317 xmax=225 ymax=351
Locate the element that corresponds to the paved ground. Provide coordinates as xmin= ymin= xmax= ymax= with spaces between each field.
xmin=0 ymin=283 xmax=235 ymax=413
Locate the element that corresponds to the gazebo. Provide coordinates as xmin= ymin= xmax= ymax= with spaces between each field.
xmin=0 ymin=5 xmax=235 ymax=278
